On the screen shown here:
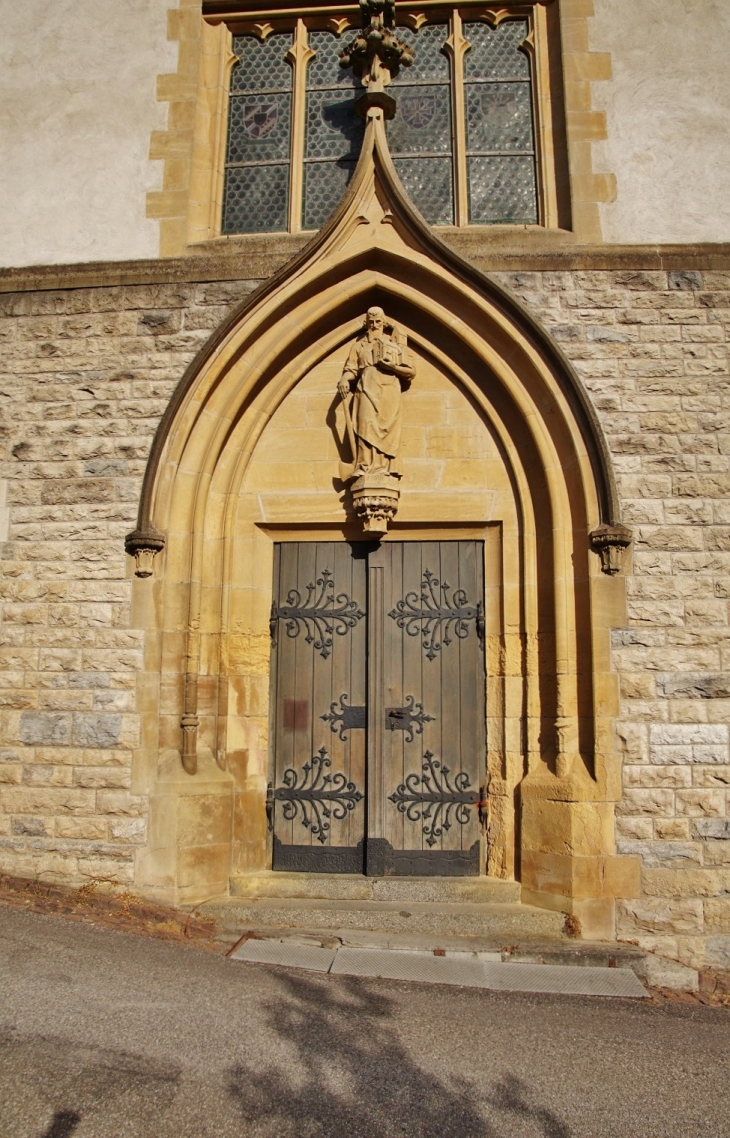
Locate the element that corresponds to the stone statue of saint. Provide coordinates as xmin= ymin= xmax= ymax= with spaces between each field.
xmin=338 ymin=306 xmax=415 ymax=477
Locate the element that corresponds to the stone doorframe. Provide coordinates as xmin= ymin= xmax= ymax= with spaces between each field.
xmin=126 ymin=107 xmax=639 ymax=939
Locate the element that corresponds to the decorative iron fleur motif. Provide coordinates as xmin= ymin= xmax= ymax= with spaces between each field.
xmin=388 ymin=750 xmax=478 ymax=846
xmin=321 ymin=693 xmax=367 ymax=741
xmin=271 ymin=569 xmax=364 ymax=660
xmin=274 ymin=748 xmax=364 ymax=844
xmin=388 ymin=569 xmax=483 ymax=661
xmin=385 ymin=695 xmax=435 ymax=742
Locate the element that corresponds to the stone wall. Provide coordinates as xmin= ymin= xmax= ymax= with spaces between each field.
xmin=493 ymin=264 xmax=730 ymax=979
xmin=0 ymin=274 xmax=260 ymax=884
xmin=1 ymin=254 xmax=729 ymax=979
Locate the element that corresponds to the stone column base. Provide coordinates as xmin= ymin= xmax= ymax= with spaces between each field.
xmin=520 ymin=790 xmax=641 ymax=941
xmin=134 ymin=751 xmax=233 ymax=906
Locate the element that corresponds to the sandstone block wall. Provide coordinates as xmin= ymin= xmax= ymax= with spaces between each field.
xmin=1 ymin=258 xmax=729 ymax=977
xmin=0 ymin=276 xmax=259 ymax=883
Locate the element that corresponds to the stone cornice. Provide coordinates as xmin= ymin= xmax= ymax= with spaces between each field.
xmin=1 ymin=237 xmax=728 ymax=294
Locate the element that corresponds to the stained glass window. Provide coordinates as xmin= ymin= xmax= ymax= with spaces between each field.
xmin=222 ymin=33 xmax=293 ymax=234
xmin=387 ymin=24 xmax=453 ymax=225
xmin=221 ymin=13 xmax=543 ymax=234
xmin=302 ymin=31 xmax=364 ymax=230
xmin=464 ymin=20 xmax=538 ymax=224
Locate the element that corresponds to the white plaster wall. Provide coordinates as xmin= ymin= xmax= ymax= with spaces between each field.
xmin=589 ymin=0 xmax=730 ymax=244
xmin=0 ymin=0 xmax=177 ymax=268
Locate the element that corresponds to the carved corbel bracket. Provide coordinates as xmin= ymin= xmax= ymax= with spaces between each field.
xmin=350 ymin=472 xmax=400 ymax=536
xmin=124 ymin=527 xmax=166 ymax=578
xmin=589 ymin=523 xmax=631 ymax=575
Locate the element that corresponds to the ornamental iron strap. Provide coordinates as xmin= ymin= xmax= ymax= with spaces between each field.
xmin=270 ymin=569 xmax=365 ymax=660
xmin=388 ymin=750 xmax=479 ymax=847
xmin=321 ymin=693 xmax=367 ymax=741
xmin=388 ymin=569 xmax=484 ymax=661
xmin=385 ymin=695 xmax=435 ymax=742
xmin=270 ymin=748 xmax=363 ymax=844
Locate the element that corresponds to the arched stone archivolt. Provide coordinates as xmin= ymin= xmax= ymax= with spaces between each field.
xmin=129 ymin=108 xmax=639 ymax=939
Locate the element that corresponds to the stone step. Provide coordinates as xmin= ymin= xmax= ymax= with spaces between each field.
xmin=221 ymin=924 xmax=647 ymax=977
xmin=202 ymin=895 xmax=566 ymax=940
xmin=229 ymin=872 xmax=521 ymax=905
xmin=228 ymin=933 xmax=650 ymax=995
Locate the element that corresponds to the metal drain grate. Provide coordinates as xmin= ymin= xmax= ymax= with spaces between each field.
xmin=231 ymin=939 xmax=337 ymax=972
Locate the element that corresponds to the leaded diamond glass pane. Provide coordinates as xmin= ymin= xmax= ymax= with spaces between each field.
xmin=463 ymin=20 xmax=530 ymax=80
xmin=303 ymin=161 xmax=356 ymax=230
xmin=303 ymin=30 xmax=363 ymax=229
xmin=467 ymin=155 xmax=537 ymax=224
xmin=227 ymin=92 xmax=292 ymax=163
xmin=466 ymin=82 xmax=533 ymax=153
xmin=308 ymin=29 xmax=358 ymax=89
xmin=390 ymin=23 xmax=448 ymax=84
xmin=388 ymin=85 xmax=451 ymax=155
xmin=393 ymin=157 xmax=453 ymax=225
xmin=305 ymin=90 xmax=364 ymax=160
xmin=222 ymin=163 xmax=289 ymax=233
xmin=230 ymin=33 xmax=293 ymax=93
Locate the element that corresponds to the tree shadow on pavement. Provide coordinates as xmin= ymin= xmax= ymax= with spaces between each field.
xmin=227 ymin=970 xmax=572 ymax=1138
xmin=40 ymin=1110 xmax=81 ymax=1138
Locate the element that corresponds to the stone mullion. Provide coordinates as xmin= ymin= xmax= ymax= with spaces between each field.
xmin=529 ymin=3 xmax=559 ymax=229
xmin=445 ymin=11 xmax=470 ymax=228
xmin=287 ymin=20 xmax=314 ymax=233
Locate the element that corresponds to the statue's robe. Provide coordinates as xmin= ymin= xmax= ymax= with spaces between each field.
xmin=342 ymin=333 xmax=405 ymax=470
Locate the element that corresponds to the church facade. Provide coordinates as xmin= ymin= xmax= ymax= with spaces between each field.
xmin=1 ymin=0 xmax=730 ymax=989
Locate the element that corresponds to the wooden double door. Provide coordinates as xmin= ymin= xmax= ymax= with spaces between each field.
xmin=268 ymin=541 xmax=486 ymax=876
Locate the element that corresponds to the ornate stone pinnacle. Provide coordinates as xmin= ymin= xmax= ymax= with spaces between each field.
xmin=340 ymin=0 xmax=414 ymax=120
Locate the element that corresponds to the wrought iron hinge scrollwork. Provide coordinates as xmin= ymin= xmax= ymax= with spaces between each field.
xmin=270 ymin=569 xmax=365 ymax=660
xmin=273 ymin=748 xmax=364 ymax=843
xmin=388 ymin=750 xmax=479 ymax=846
xmin=388 ymin=569 xmax=480 ymax=661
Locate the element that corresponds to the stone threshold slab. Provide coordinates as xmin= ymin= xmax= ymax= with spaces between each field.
xmin=230 ymin=938 xmax=649 ymax=998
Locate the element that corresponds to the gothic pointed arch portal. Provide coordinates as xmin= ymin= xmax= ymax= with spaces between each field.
xmin=128 ymin=106 xmax=638 ymax=940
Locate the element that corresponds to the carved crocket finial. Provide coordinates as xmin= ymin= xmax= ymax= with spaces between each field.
xmin=340 ymin=0 xmax=413 ymax=118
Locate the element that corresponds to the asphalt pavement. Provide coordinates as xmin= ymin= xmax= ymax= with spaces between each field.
xmin=1 ymin=905 xmax=729 ymax=1138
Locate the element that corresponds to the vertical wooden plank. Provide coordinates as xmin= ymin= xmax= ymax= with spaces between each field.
xmin=384 ymin=542 xmax=406 ymax=856
xmin=438 ymin=540 xmax=462 ymax=854
xmin=375 ymin=540 xmax=486 ymax=875
xmin=348 ymin=543 xmax=368 ymax=854
xmin=367 ymin=546 xmax=386 ymax=866
xmin=271 ymin=541 xmax=367 ymax=870
xmin=457 ymin=540 xmax=481 ymax=855
xmin=395 ymin=541 xmax=422 ymax=857
xmin=311 ymin=542 xmax=335 ymax=845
